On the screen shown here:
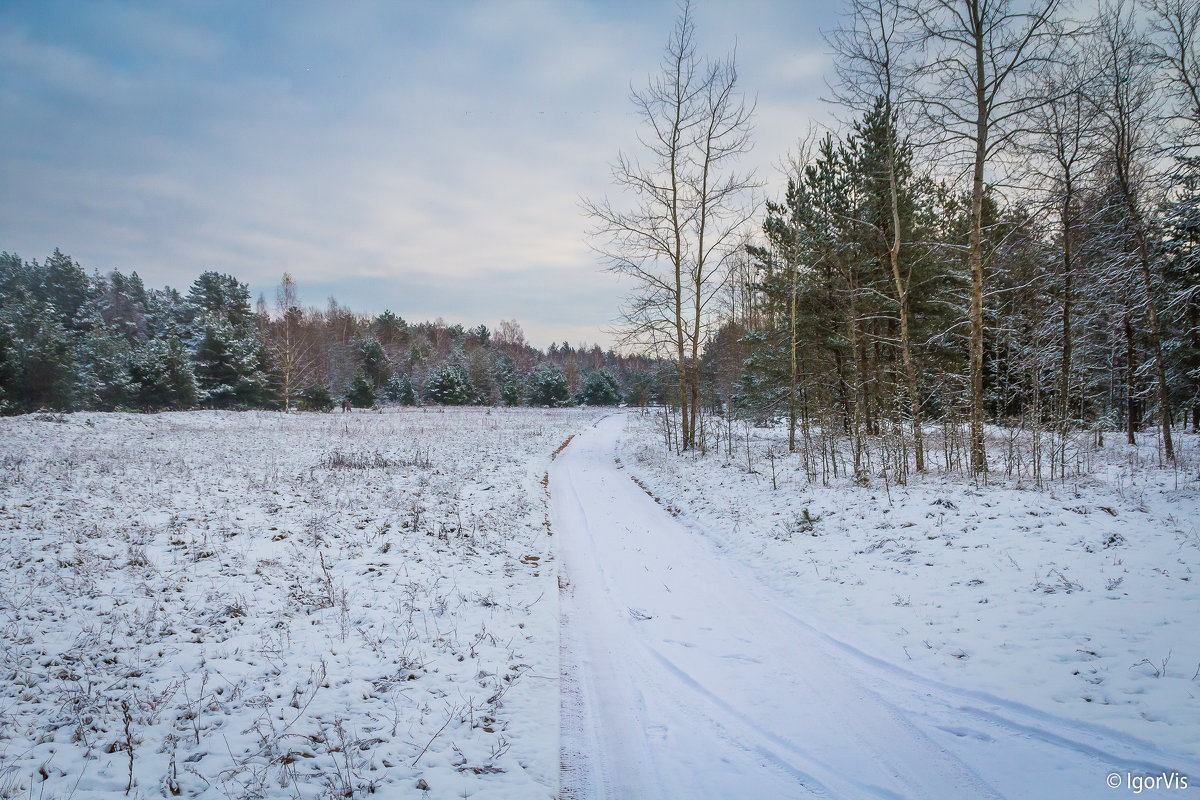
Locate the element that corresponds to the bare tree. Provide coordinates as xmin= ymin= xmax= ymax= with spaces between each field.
xmin=1025 ymin=60 xmax=1095 ymax=471
xmin=585 ymin=1 xmax=757 ymax=452
xmin=1088 ymin=0 xmax=1176 ymax=459
xmin=907 ymin=0 xmax=1064 ymax=474
xmin=828 ymin=0 xmax=928 ymax=471
xmin=273 ymin=273 xmax=315 ymax=412
xmin=1145 ymin=0 xmax=1200 ymax=148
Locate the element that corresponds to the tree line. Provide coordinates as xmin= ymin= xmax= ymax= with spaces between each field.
xmin=595 ymin=0 xmax=1200 ymax=480
xmin=0 ymin=254 xmax=659 ymax=414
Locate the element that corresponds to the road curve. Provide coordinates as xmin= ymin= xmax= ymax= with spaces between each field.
xmin=553 ymin=414 xmax=1199 ymax=799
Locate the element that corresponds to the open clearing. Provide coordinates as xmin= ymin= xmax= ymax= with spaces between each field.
xmin=0 ymin=407 xmax=601 ymax=799
xmin=2 ymin=408 xmax=1198 ymax=798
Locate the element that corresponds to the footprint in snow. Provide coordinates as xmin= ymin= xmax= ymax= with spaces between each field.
xmin=935 ymin=725 xmax=994 ymax=742
xmin=663 ymin=638 xmax=697 ymax=648
xmin=721 ymin=653 xmax=763 ymax=664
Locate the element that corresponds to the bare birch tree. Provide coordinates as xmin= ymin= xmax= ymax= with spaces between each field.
xmin=1025 ymin=61 xmax=1094 ymax=471
xmin=273 ymin=272 xmax=315 ymax=412
xmin=907 ymin=0 xmax=1064 ymax=474
xmin=585 ymin=1 xmax=756 ymax=452
xmin=828 ymin=0 xmax=928 ymax=471
xmin=1088 ymin=0 xmax=1176 ymax=459
xmin=1145 ymin=0 xmax=1200 ymax=148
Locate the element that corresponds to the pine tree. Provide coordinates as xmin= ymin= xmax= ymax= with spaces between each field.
xmin=346 ymin=370 xmax=377 ymax=408
xmin=578 ymin=369 xmax=622 ymax=405
xmin=1 ymin=294 xmax=75 ymax=411
xmin=38 ymin=249 xmax=92 ymax=334
xmin=423 ymin=362 xmax=474 ymax=406
xmin=131 ymin=337 xmax=198 ymax=410
xmin=75 ymin=321 xmax=133 ymax=411
xmin=527 ymin=363 xmax=570 ymax=407
xmin=187 ymin=272 xmax=269 ymax=409
xmin=357 ymin=336 xmax=392 ymax=388
xmin=188 ymin=272 xmax=253 ymax=330
xmin=96 ymin=270 xmax=149 ymax=344
xmin=0 ymin=307 xmax=17 ymax=414
xmin=493 ymin=354 xmax=524 ymax=406
xmin=384 ymin=373 xmax=417 ymax=405
xmin=373 ymin=310 xmax=407 ymax=346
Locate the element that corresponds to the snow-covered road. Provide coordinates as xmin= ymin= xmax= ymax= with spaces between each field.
xmin=553 ymin=414 xmax=1200 ymax=799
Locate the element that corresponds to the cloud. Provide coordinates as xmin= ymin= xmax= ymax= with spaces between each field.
xmin=0 ymin=0 xmax=834 ymax=351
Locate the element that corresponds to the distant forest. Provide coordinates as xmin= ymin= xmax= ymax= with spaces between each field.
xmin=0 ymin=251 xmax=656 ymax=414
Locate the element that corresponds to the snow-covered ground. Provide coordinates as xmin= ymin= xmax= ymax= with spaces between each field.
xmin=610 ymin=411 xmax=1200 ymax=774
xmin=4 ymin=407 xmax=1197 ymax=799
xmin=0 ymin=407 xmax=602 ymax=800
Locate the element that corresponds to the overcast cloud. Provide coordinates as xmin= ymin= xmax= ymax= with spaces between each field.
xmin=0 ymin=0 xmax=834 ymax=349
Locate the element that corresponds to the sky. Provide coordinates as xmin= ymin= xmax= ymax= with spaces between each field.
xmin=0 ymin=1 xmax=836 ymax=350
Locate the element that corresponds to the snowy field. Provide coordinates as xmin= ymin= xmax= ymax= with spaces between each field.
xmin=0 ymin=407 xmax=602 ymax=800
xmin=615 ymin=411 xmax=1200 ymax=765
xmin=3 ymin=407 xmax=1198 ymax=799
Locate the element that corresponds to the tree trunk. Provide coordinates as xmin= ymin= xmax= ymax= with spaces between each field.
xmin=789 ymin=264 xmax=799 ymax=452
xmin=1120 ymin=179 xmax=1175 ymax=459
xmin=897 ymin=293 xmax=923 ymax=472
xmin=1059 ymin=187 xmax=1073 ymax=475
xmin=968 ymin=20 xmax=989 ymax=475
xmin=858 ymin=319 xmax=873 ymax=442
xmin=675 ymin=287 xmax=689 ymax=453
xmin=834 ymin=348 xmax=853 ymax=437
xmin=968 ymin=151 xmax=988 ymax=474
xmin=1134 ymin=230 xmax=1175 ymax=460
xmin=848 ymin=284 xmax=865 ymax=473
xmin=1125 ymin=310 xmax=1138 ymax=444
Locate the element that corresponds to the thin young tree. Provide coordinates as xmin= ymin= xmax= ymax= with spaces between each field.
xmin=907 ymin=0 xmax=1064 ymax=474
xmin=762 ymin=133 xmax=817 ymax=453
xmin=1145 ymin=0 xmax=1200 ymax=148
xmin=273 ymin=273 xmax=315 ymax=412
xmin=1089 ymin=0 xmax=1176 ymax=459
xmin=1026 ymin=63 xmax=1093 ymax=472
xmin=828 ymin=0 xmax=927 ymax=471
xmin=686 ymin=51 xmax=759 ymax=453
xmin=585 ymin=1 xmax=756 ymax=452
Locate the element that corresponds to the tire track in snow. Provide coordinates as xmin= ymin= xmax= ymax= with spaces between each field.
xmin=554 ymin=414 xmax=1200 ymax=799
